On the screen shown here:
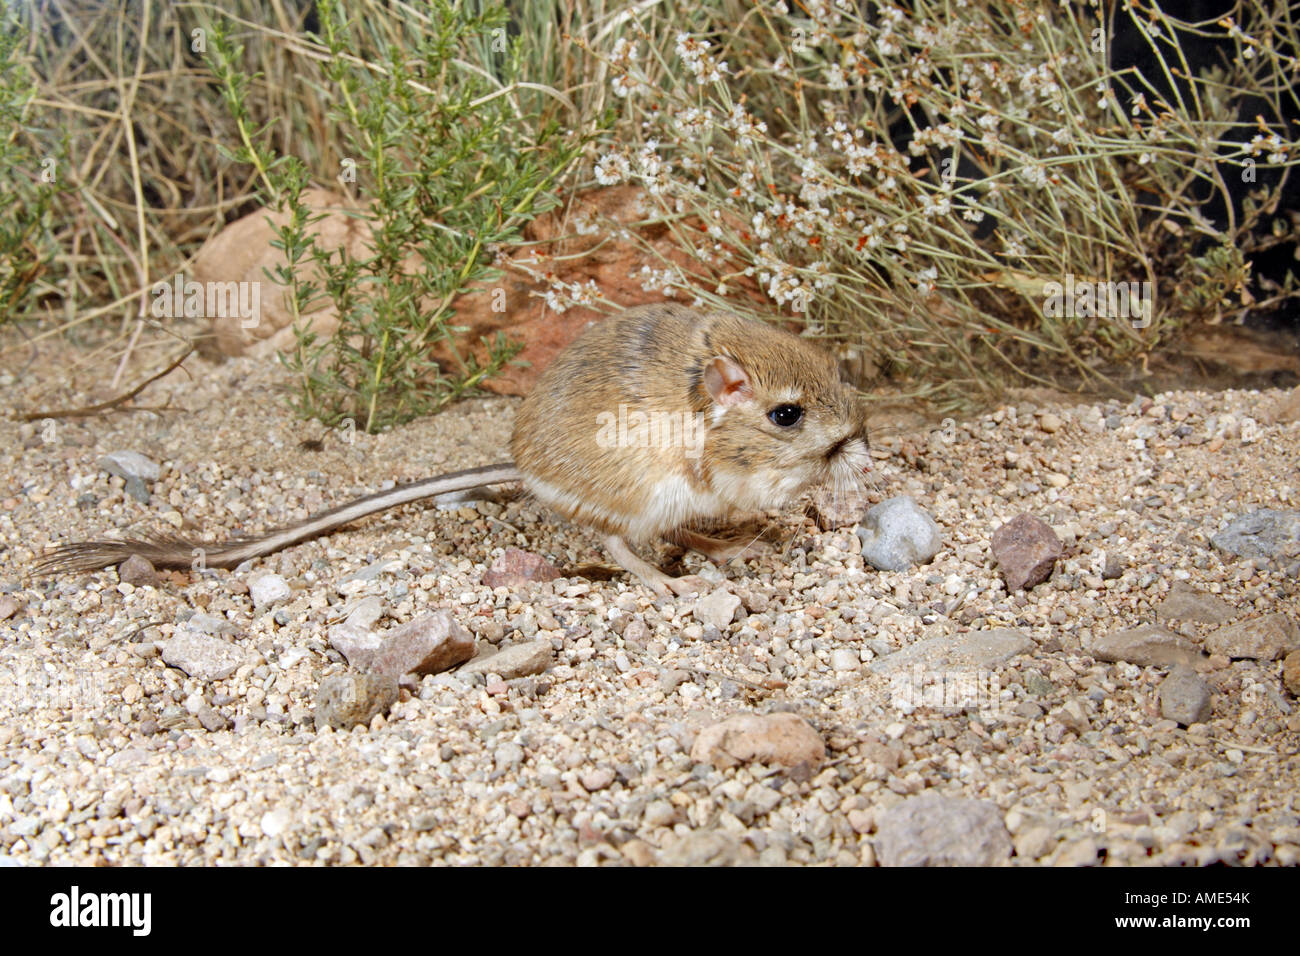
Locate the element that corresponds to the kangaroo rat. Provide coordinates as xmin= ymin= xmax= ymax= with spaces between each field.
xmin=41 ymin=304 xmax=871 ymax=594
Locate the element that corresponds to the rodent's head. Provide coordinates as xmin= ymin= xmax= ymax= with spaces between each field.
xmin=694 ymin=314 xmax=870 ymax=510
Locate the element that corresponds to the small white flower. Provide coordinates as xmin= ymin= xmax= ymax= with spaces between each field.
xmin=675 ymin=32 xmax=728 ymax=83
xmin=724 ymin=104 xmax=767 ymax=137
xmin=610 ymin=38 xmax=638 ymax=69
xmin=594 ymin=152 xmax=630 ymax=185
xmin=673 ymin=106 xmax=713 ymax=135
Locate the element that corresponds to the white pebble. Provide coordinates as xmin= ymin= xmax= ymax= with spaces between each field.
xmin=831 ymin=649 xmax=860 ymax=671
xmin=260 ymin=808 xmax=291 ymax=837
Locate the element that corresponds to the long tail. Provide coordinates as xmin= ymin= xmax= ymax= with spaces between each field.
xmin=38 ymin=462 xmax=522 ymax=573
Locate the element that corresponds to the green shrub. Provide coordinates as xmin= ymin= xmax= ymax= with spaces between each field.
xmin=208 ymin=0 xmax=585 ymax=432
xmin=0 ymin=18 xmax=63 ymax=323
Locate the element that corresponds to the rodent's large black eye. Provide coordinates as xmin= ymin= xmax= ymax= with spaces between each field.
xmin=767 ymin=404 xmax=804 ymax=427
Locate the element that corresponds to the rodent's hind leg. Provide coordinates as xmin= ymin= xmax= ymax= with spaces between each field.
xmin=603 ymin=534 xmax=703 ymax=597
xmin=668 ymin=528 xmax=772 ymax=564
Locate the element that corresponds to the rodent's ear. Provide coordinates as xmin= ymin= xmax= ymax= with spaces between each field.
xmin=703 ymin=355 xmax=754 ymax=407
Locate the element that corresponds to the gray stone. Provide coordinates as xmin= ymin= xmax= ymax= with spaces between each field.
xmin=249 ymin=573 xmax=292 ymax=608
xmin=124 ymin=476 xmax=150 ymax=503
xmin=990 ymin=514 xmax=1062 ymax=591
xmin=161 ymin=630 xmax=252 ymax=682
xmin=856 ymin=496 xmax=942 ymax=571
xmin=1023 ymin=671 xmax=1054 ymax=696
xmin=98 ymin=450 xmax=160 ymax=481
xmin=459 ymin=638 xmax=553 ymax=679
xmin=117 ymin=554 xmax=158 ymax=587
xmin=1090 ymin=625 xmax=1203 ymax=668
xmin=1101 ymin=552 xmax=1125 ymax=580
xmin=314 ymin=673 xmax=398 ymax=730
xmin=1203 ymin=614 xmax=1300 ymax=661
xmin=876 ymin=792 xmax=1012 ymax=866
xmin=1211 ymin=509 xmax=1300 ymax=561
xmin=694 ymin=588 xmax=741 ymax=630
xmin=1156 ymin=582 xmax=1235 ymax=624
xmin=865 ymin=638 xmax=894 ymax=659
xmin=870 ymin=628 xmax=1034 ymax=675
xmin=184 ymin=612 xmax=238 ymax=635
xmin=328 ymin=622 xmax=384 ymax=669
xmin=339 ymin=557 xmax=402 ymax=584
xmin=368 ymin=610 xmax=476 ymax=678
xmin=1158 ymin=665 xmax=1212 ymax=725
xmin=195 ymin=705 xmax=230 ymax=733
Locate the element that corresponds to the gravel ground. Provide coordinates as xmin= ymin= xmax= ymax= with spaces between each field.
xmin=1 ymin=339 xmax=1297 ymax=866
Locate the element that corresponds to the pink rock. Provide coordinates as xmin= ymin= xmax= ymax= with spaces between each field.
xmin=1204 ymin=614 xmax=1300 ymax=661
xmin=482 ymin=548 xmax=561 ymax=587
xmin=1283 ymin=651 xmax=1300 ymax=697
xmin=366 ymin=611 xmax=475 ymax=679
xmin=991 ymin=514 xmax=1062 ymax=591
xmin=690 ymin=712 xmax=825 ymax=770
xmin=200 ymin=186 xmax=766 ymax=395
xmin=1090 ymin=625 xmax=1203 ymax=668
